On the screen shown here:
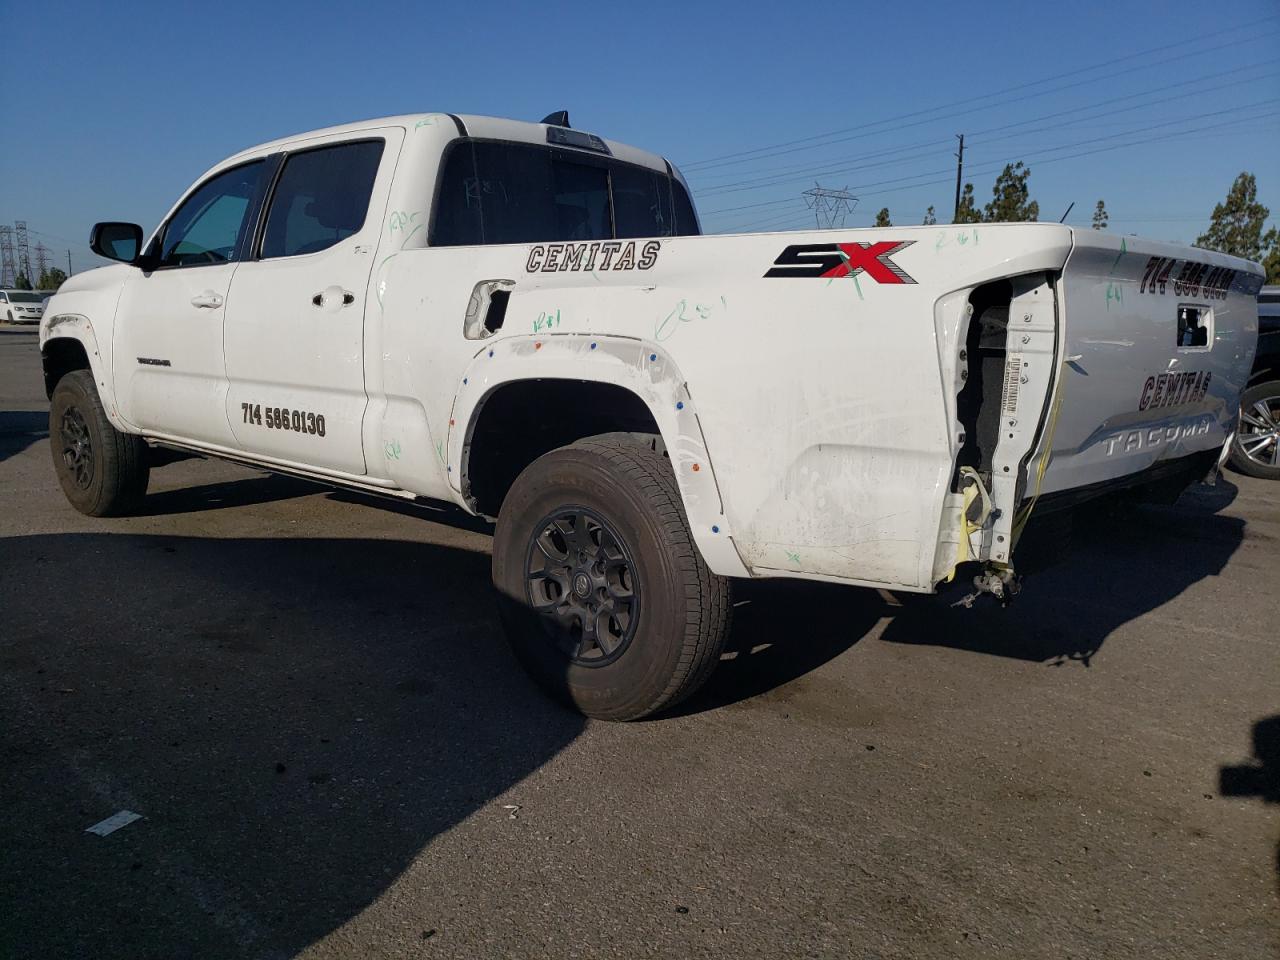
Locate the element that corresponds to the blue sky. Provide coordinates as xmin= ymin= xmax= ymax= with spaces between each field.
xmin=1 ymin=0 xmax=1277 ymax=275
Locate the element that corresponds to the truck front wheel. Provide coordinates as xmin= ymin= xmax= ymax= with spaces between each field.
xmin=49 ymin=370 xmax=149 ymax=516
xmin=492 ymin=434 xmax=730 ymax=720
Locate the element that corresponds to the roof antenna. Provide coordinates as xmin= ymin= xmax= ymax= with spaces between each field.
xmin=541 ymin=111 xmax=570 ymax=128
xmin=1058 ymin=201 xmax=1075 ymax=223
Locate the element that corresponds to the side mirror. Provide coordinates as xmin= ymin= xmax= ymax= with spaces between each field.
xmin=89 ymin=222 xmax=144 ymax=264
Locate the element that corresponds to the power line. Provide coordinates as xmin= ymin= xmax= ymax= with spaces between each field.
xmin=681 ymin=17 xmax=1279 ymax=171
xmin=699 ymin=98 xmax=1275 ymax=220
xmin=719 ymin=110 xmax=1279 ymax=232
xmin=690 ymin=58 xmax=1277 ymax=193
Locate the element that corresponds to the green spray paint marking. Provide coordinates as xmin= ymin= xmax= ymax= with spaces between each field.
xmin=533 ymin=308 xmax=561 ymax=333
xmin=399 ymin=223 xmax=425 ymax=248
xmin=1109 ymin=237 xmax=1127 ymax=276
xmin=384 ymin=440 xmax=402 ymax=460
xmin=435 ymin=440 xmax=446 ymax=464
xmin=836 ymin=249 xmax=864 ymax=300
xmin=415 ymin=118 xmax=435 ymax=129
xmin=785 ymin=550 xmax=801 ymax=565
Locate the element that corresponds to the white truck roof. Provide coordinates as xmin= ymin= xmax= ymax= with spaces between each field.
xmin=223 ymin=113 xmax=672 ymax=174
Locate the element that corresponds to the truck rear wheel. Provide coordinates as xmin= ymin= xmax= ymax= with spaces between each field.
xmin=492 ymin=434 xmax=730 ymax=720
xmin=1230 ymin=380 xmax=1280 ymax=480
xmin=49 ymin=370 xmax=150 ymax=516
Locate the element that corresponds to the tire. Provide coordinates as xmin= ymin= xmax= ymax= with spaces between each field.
xmin=49 ymin=370 xmax=150 ymax=516
xmin=1229 ymin=379 xmax=1280 ymax=480
xmin=492 ymin=433 xmax=731 ymax=721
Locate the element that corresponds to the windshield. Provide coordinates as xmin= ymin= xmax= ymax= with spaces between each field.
xmin=9 ymin=292 xmax=43 ymax=303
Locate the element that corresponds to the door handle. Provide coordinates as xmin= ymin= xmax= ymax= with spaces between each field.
xmin=191 ymin=291 xmax=224 ymax=309
xmin=311 ymin=288 xmax=356 ymax=308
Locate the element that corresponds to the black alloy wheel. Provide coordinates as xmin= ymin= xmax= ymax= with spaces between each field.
xmin=59 ymin=405 xmax=95 ymax=490
xmin=525 ymin=506 xmax=642 ymax=666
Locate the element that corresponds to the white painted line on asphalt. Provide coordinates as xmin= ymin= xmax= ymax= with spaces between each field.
xmin=85 ymin=810 xmax=143 ymax=837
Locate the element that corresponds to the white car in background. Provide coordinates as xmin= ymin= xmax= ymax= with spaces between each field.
xmin=0 ymin=289 xmax=46 ymax=324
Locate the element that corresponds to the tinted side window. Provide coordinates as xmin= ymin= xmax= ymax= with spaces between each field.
xmin=471 ymin=141 xmax=553 ymax=244
xmin=456 ymin=142 xmax=611 ymax=245
xmin=671 ymin=180 xmax=699 ymax=236
xmin=261 ymin=140 xmax=384 ymax=259
xmin=159 ymin=160 xmax=266 ymax=268
xmin=431 ymin=140 xmax=700 ymax=247
xmin=612 ymin=165 xmax=674 ymax=239
xmin=552 ymin=160 xmax=610 ymax=241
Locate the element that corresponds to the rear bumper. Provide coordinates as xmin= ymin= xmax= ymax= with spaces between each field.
xmin=1026 ymin=448 xmax=1218 ymax=516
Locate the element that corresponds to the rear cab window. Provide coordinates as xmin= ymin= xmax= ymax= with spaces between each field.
xmin=261 ymin=140 xmax=384 ymax=258
xmin=430 ymin=139 xmax=699 ymax=247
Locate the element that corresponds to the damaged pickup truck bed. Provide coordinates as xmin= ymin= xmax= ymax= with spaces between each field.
xmin=41 ymin=112 xmax=1264 ymax=718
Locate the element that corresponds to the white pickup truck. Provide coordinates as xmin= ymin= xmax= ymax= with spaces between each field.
xmin=41 ymin=112 xmax=1264 ymax=719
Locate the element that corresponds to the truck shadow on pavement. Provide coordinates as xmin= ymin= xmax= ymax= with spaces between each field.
xmin=1219 ymin=715 xmax=1280 ymax=899
xmin=680 ymin=481 xmax=1246 ymax=714
xmin=136 ymin=474 xmax=322 ymax=516
xmin=0 ymin=410 xmax=48 ymax=466
xmin=0 ymin=531 xmax=584 ymax=960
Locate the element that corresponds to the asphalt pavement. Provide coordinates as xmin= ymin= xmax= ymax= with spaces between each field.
xmin=1 ymin=325 xmax=1276 ymax=959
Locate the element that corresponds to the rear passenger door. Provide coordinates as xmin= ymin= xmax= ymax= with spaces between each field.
xmin=224 ymin=132 xmax=401 ymax=475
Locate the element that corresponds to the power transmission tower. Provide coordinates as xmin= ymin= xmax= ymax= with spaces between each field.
xmin=952 ymin=134 xmax=965 ymax=222
xmin=14 ymin=221 xmax=31 ymax=283
xmin=0 ymin=226 xmax=15 ymax=287
xmin=802 ymin=183 xmax=858 ymax=229
xmin=34 ymin=242 xmax=51 ymax=283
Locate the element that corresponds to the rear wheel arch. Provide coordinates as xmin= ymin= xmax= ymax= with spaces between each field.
xmin=462 ymin=377 xmax=664 ymax=518
xmin=451 ymin=339 xmax=749 ymax=578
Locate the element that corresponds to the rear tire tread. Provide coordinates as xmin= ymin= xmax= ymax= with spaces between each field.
xmin=572 ymin=434 xmax=731 ymax=715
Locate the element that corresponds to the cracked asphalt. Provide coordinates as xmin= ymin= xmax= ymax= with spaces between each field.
xmin=1 ymin=325 xmax=1276 ymax=959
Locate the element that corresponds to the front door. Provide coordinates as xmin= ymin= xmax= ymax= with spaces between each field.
xmin=113 ymin=159 xmax=270 ymax=447
xmin=224 ymin=134 xmax=398 ymax=475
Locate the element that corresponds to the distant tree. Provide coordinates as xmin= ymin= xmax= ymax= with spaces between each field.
xmin=1092 ymin=200 xmax=1108 ymax=230
xmin=37 ymin=267 xmax=68 ymax=290
xmin=1262 ymin=226 xmax=1280 ymax=284
xmin=922 ymin=205 xmax=937 ymax=225
xmin=954 ymin=183 xmax=981 ymax=224
xmin=983 ymin=162 xmax=1039 ymax=223
xmin=874 ymin=207 xmax=892 ymax=227
xmin=1195 ymin=172 xmax=1270 ymax=262
xmin=13 ymin=272 xmax=32 ymax=290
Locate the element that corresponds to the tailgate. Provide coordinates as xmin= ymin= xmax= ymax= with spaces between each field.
xmin=1039 ymin=232 xmax=1264 ymax=496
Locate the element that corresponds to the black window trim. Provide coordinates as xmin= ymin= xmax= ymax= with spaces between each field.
xmin=427 ymin=136 xmax=695 ymax=249
xmin=250 ymin=136 xmax=387 ymax=262
xmin=148 ymin=156 xmax=279 ymax=272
